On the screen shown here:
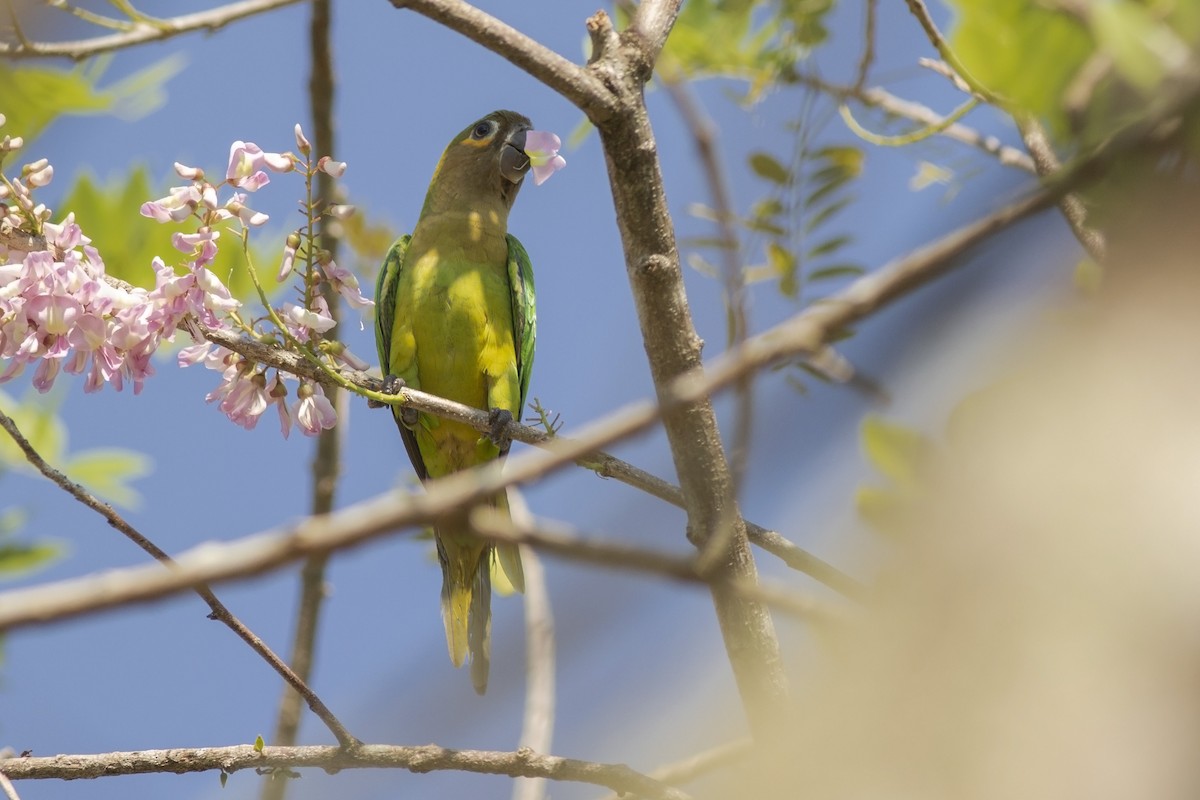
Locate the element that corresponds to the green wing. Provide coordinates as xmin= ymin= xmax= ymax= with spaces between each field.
xmin=374 ymin=234 xmax=410 ymax=379
xmin=374 ymin=235 xmax=428 ymax=480
xmin=506 ymin=234 xmax=536 ymax=422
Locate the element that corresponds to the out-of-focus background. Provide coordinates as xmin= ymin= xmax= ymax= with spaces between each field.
xmin=7 ymin=0 xmax=1195 ymax=798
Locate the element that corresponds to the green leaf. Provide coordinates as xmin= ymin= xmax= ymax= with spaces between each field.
xmin=60 ymin=168 xmax=275 ymax=300
xmin=1073 ymin=257 xmax=1103 ymax=295
xmin=767 ymin=242 xmax=798 ymax=297
xmin=0 ymin=390 xmax=67 ymax=469
xmin=254 ymin=735 xmax=265 ymax=753
xmin=0 ymin=540 xmax=63 ymax=577
xmin=219 ymin=771 xmax=229 ymax=789
xmin=808 ymin=263 xmax=865 ymax=281
xmin=0 ymin=507 xmax=26 ymax=536
xmin=751 ymin=197 xmax=785 ymax=219
xmin=804 ymin=195 xmax=854 ymax=233
xmin=748 ymin=151 xmax=792 ymax=185
xmin=815 ymin=145 xmax=865 ymax=174
xmin=1090 ymin=1 xmax=1183 ymax=90
xmin=861 ymin=415 xmax=930 ymax=488
xmin=806 ymin=235 xmax=853 ymax=259
xmin=63 ymin=448 xmax=153 ymax=510
xmin=948 ymin=0 xmax=1092 ymax=132
xmin=0 ymin=55 xmax=184 ymax=149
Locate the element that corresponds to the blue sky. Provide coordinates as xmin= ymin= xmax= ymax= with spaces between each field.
xmin=0 ymin=1 xmax=1080 ymax=798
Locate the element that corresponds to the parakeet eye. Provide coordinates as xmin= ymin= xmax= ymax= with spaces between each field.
xmin=471 ymin=121 xmax=494 ymax=140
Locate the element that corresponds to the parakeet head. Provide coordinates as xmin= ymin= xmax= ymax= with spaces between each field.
xmin=422 ymin=110 xmax=533 ymax=216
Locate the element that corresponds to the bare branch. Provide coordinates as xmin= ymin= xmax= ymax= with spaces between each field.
xmin=0 ymin=406 xmax=358 ymax=749
xmin=628 ymin=0 xmax=683 ymax=69
xmin=264 ymin=0 xmax=343 ymax=787
xmin=388 ymin=0 xmax=618 ymax=120
xmin=594 ymin=739 xmax=752 ymax=800
xmin=1 ymin=744 xmax=690 ymax=798
xmin=199 ymin=328 xmax=858 ymax=595
xmin=0 ymin=0 xmax=305 ymax=59
xmin=0 ymin=772 xmax=20 ymax=800
xmin=512 ymin=491 xmax=556 ymax=800
xmin=853 ymin=0 xmax=878 ymax=92
xmin=470 ymin=509 xmax=824 ymax=620
xmin=1016 ymin=117 xmax=1107 ymax=262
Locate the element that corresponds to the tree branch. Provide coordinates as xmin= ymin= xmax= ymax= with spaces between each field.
xmin=263 ymin=3 xmax=342 ymax=796
xmin=199 ymin=327 xmax=858 ymax=596
xmin=594 ymin=739 xmax=752 ymax=800
xmin=0 ymin=405 xmax=359 ymax=749
xmin=511 ymin=493 xmax=556 ymax=800
xmin=469 ymin=510 xmax=822 ymax=620
xmin=0 ymin=0 xmax=305 ymax=59
xmin=388 ymin=0 xmax=618 ymax=120
xmin=0 ymin=744 xmax=689 ymax=799
xmin=1016 ymin=117 xmax=1107 ymax=262
xmin=627 ymin=0 xmax=682 ymax=70
xmin=0 ymin=772 xmax=20 ymax=800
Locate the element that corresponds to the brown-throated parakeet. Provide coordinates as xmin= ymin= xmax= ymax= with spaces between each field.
xmin=374 ymin=110 xmax=536 ymax=694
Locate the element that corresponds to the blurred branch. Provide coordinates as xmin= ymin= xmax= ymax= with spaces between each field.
xmin=662 ymin=75 xmax=753 ymax=499
xmin=0 ymin=406 xmax=358 ymax=749
xmin=1 ymin=744 xmax=691 ymax=798
xmin=470 ymin=509 xmax=824 ymax=620
xmin=900 ymin=0 xmax=999 ymax=103
xmin=789 ymin=72 xmax=1036 ymax=172
xmin=1016 ymin=117 xmax=1107 ymax=262
xmin=512 ymin=492 xmax=556 ymax=800
xmin=594 ymin=739 xmax=753 ymax=800
xmin=264 ymin=1 xmax=341 ymax=789
xmin=0 ymin=771 xmax=20 ymax=800
xmin=388 ymin=0 xmax=618 ymax=120
xmin=853 ymin=0 xmax=878 ymax=91
xmin=0 ymin=0 xmax=305 ymax=58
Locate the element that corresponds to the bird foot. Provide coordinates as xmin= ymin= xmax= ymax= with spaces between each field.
xmin=486 ymin=408 xmax=514 ymax=450
xmin=372 ymin=374 xmax=418 ymax=427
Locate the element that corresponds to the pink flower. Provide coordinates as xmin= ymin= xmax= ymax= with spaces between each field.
xmin=172 ymin=229 xmax=220 ymax=269
xmin=141 ymin=185 xmax=201 ymax=223
xmin=277 ymin=234 xmax=300 ymax=282
xmin=282 ymin=300 xmax=336 ymax=342
xmin=223 ymin=193 xmax=269 ymax=227
xmin=294 ymin=380 xmax=336 ymax=436
xmin=266 ymin=372 xmax=291 ymax=438
xmin=320 ymin=260 xmax=373 ymax=310
xmin=219 ymin=371 xmax=270 ymax=429
xmin=226 ymin=141 xmax=292 ymax=191
xmin=317 ymin=156 xmax=346 ymax=178
xmin=524 ymin=130 xmax=566 ymax=185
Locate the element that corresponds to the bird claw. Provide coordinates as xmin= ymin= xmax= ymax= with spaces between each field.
xmin=372 ymin=375 xmax=418 ymax=427
xmin=369 ymin=374 xmax=405 ymax=408
xmin=486 ymin=408 xmax=514 ymax=450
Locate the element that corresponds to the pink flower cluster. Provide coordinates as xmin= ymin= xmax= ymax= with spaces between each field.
xmin=0 ymin=215 xmax=237 ymax=394
xmin=0 ymin=124 xmax=372 ymax=437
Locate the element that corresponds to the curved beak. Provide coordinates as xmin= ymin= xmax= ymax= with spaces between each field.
xmin=499 ymin=127 xmax=530 ymax=184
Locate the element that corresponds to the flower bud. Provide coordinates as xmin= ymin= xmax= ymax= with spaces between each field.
xmin=26 ymin=164 xmax=53 ymax=188
xmin=317 ymin=157 xmax=346 ymax=178
xmin=328 ymin=204 xmax=355 ymax=219
xmin=174 ymin=162 xmax=204 ymax=180
xmin=294 ymin=124 xmax=311 ymax=155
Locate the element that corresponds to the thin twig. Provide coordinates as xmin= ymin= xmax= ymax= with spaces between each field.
xmin=0 ymin=744 xmax=690 ymax=798
xmin=511 ymin=492 xmax=556 ymax=800
xmin=593 ymin=739 xmax=753 ymax=800
xmin=787 ymin=72 xmax=1035 ymax=172
xmin=470 ymin=510 xmax=823 ymax=620
xmin=900 ymin=0 xmax=999 ymax=103
xmin=853 ymin=0 xmax=877 ymax=92
xmin=1016 ymin=117 xmax=1107 ymax=262
xmin=264 ymin=0 xmax=341 ymax=788
xmin=0 ymin=0 xmax=305 ymax=58
xmin=0 ymin=772 xmax=20 ymax=800
xmin=0 ymin=406 xmax=359 ymax=749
